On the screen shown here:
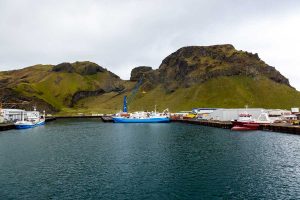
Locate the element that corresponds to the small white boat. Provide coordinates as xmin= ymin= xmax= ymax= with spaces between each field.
xmin=14 ymin=108 xmax=45 ymax=129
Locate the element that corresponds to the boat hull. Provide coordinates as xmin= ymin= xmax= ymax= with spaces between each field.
xmin=231 ymin=125 xmax=257 ymax=131
xmin=231 ymin=121 xmax=270 ymax=131
xmin=15 ymin=121 xmax=45 ymax=129
xmin=113 ymin=117 xmax=170 ymax=123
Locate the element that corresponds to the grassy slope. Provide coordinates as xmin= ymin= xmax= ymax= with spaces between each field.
xmin=1 ymin=65 xmax=114 ymax=112
xmin=2 ymin=65 xmax=300 ymax=115
xmin=74 ymin=76 xmax=300 ymax=114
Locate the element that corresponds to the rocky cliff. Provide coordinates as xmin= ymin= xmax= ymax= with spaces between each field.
xmin=131 ymin=44 xmax=290 ymax=93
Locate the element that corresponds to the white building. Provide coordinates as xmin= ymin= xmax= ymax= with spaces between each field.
xmin=266 ymin=109 xmax=291 ymax=121
xmin=192 ymin=108 xmax=217 ymax=114
xmin=1 ymin=109 xmax=25 ymax=122
xmin=203 ymin=108 xmax=265 ymax=121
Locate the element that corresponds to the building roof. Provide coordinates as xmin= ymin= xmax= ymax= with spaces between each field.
xmin=2 ymin=109 xmax=24 ymax=112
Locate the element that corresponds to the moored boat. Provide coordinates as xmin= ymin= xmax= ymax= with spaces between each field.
xmin=15 ymin=120 xmax=45 ymax=129
xmin=231 ymin=112 xmax=273 ymax=131
xmin=113 ymin=116 xmax=170 ymax=123
xmin=14 ymin=108 xmax=46 ymax=129
xmin=113 ymin=94 xmax=170 ymax=123
xmin=113 ymin=110 xmax=170 ymax=123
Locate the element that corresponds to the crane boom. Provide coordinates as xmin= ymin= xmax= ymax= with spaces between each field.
xmin=123 ymin=77 xmax=143 ymax=112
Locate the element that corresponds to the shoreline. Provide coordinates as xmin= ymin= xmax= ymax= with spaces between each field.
xmin=0 ymin=117 xmax=56 ymax=132
xmin=173 ymin=119 xmax=300 ymax=135
xmin=1 ymin=116 xmax=300 ymax=135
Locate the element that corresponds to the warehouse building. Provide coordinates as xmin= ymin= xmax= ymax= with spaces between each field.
xmin=1 ymin=109 xmax=25 ymax=122
xmin=203 ymin=108 xmax=265 ymax=121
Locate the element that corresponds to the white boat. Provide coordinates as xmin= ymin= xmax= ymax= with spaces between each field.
xmin=14 ymin=108 xmax=46 ymax=129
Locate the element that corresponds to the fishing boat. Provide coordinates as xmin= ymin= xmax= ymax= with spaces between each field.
xmin=113 ymin=96 xmax=170 ymax=123
xmin=231 ymin=112 xmax=273 ymax=131
xmin=113 ymin=111 xmax=170 ymax=123
xmin=14 ymin=108 xmax=45 ymax=129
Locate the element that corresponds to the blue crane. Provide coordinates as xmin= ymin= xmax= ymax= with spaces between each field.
xmin=123 ymin=77 xmax=143 ymax=112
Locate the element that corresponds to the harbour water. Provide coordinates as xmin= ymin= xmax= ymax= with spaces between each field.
xmin=1 ymin=119 xmax=300 ymax=199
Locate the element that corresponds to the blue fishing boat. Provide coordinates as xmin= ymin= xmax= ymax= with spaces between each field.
xmin=14 ymin=108 xmax=46 ymax=129
xmin=15 ymin=120 xmax=45 ymax=129
xmin=113 ymin=96 xmax=170 ymax=123
xmin=113 ymin=116 xmax=170 ymax=123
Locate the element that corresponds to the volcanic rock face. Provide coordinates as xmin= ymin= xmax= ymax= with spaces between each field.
xmin=130 ymin=66 xmax=153 ymax=81
xmin=70 ymin=85 xmax=125 ymax=107
xmin=0 ymin=88 xmax=57 ymax=112
xmin=52 ymin=63 xmax=74 ymax=73
xmin=139 ymin=44 xmax=290 ymax=92
xmin=53 ymin=61 xmax=109 ymax=76
xmin=72 ymin=61 xmax=106 ymax=75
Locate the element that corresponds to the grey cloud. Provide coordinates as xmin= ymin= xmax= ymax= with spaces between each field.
xmin=1 ymin=0 xmax=300 ymax=89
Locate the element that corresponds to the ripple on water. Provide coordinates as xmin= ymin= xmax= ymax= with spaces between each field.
xmin=0 ymin=119 xmax=300 ymax=199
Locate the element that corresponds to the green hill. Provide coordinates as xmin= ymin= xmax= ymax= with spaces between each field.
xmin=77 ymin=76 xmax=300 ymax=113
xmin=0 ymin=45 xmax=299 ymax=115
xmin=0 ymin=61 xmax=125 ymax=114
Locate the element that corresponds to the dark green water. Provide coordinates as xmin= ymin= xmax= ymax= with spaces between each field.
xmin=1 ymin=119 xmax=300 ymax=199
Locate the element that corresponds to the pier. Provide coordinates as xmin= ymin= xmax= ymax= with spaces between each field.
xmin=46 ymin=117 xmax=56 ymax=122
xmin=1 ymin=117 xmax=300 ymax=135
xmin=54 ymin=115 xmax=101 ymax=119
xmin=260 ymin=124 xmax=300 ymax=135
xmin=173 ymin=119 xmax=233 ymax=129
xmin=173 ymin=119 xmax=300 ymax=134
xmin=0 ymin=123 xmax=15 ymax=132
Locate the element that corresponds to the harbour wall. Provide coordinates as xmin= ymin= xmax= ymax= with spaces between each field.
xmin=2 ymin=117 xmax=300 ymax=135
xmin=173 ymin=119 xmax=233 ymax=129
xmin=173 ymin=119 xmax=300 ymax=135
xmin=0 ymin=123 xmax=15 ymax=132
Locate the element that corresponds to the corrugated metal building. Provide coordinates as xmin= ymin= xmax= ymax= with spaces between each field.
xmin=204 ymin=108 xmax=265 ymax=121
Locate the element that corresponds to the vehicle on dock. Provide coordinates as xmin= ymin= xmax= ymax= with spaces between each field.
xmin=231 ymin=112 xmax=273 ymax=131
xmin=292 ymin=119 xmax=300 ymax=125
xmin=14 ymin=108 xmax=46 ymax=129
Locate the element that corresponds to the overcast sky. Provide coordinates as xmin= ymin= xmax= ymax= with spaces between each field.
xmin=1 ymin=0 xmax=300 ymax=89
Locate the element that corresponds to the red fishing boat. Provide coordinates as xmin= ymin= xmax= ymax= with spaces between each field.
xmin=231 ymin=113 xmax=273 ymax=131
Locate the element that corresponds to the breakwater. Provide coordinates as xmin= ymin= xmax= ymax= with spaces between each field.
xmin=173 ymin=119 xmax=233 ymax=129
xmin=54 ymin=115 xmax=114 ymax=122
xmin=173 ymin=119 xmax=300 ymax=134
xmin=260 ymin=124 xmax=300 ymax=135
xmin=54 ymin=115 xmax=101 ymax=119
xmin=0 ymin=123 xmax=15 ymax=132
xmin=1 ymin=117 xmax=300 ymax=135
